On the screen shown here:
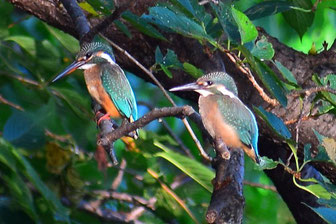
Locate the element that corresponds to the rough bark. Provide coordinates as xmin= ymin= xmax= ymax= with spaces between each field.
xmin=7 ymin=0 xmax=336 ymax=223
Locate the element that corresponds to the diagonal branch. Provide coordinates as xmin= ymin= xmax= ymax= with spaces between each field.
xmin=98 ymin=106 xmax=195 ymax=146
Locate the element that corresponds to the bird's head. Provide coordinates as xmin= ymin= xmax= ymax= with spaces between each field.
xmin=170 ymin=72 xmax=238 ymax=97
xmin=52 ymin=42 xmax=115 ymax=82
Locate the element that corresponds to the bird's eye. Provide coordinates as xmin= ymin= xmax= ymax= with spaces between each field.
xmin=85 ymin=52 xmax=92 ymax=59
xmin=206 ymin=81 xmax=213 ymax=86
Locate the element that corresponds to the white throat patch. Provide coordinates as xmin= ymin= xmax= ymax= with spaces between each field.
xmin=217 ymin=85 xmax=236 ymax=98
xmin=195 ymin=89 xmax=213 ymax=97
xmin=79 ymin=64 xmax=95 ymax=70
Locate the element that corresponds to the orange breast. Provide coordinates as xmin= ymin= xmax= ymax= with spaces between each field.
xmin=84 ymin=66 xmax=121 ymax=118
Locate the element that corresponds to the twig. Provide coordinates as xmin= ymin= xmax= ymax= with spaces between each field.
xmin=291 ymin=86 xmax=336 ymax=97
xmin=0 ymin=71 xmax=40 ymax=87
xmin=0 ymin=94 xmax=24 ymax=111
xmin=226 ymin=52 xmax=279 ymax=106
xmin=94 ymin=191 xmax=156 ymax=211
xmin=81 ymin=1 xmax=133 ymax=44
xmin=138 ymin=101 xmax=192 ymax=157
xmin=243 ymin=181 xmax=277 ymax=193
xmin=111 ymin=159 xmax=126 ymax=190
xmin=125 ymin=207 xmax=146 ymax=223
xmin=78 ymin=200 xmax=129 ymax=223
xmin=100 ymin=35 xmax=211 ymax=162
xmin=147 ymin=168 xmax=199 ymax=224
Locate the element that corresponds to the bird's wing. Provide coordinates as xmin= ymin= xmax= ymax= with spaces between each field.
xmin=216 ymin=95 xmax=258 ymax=150
xmin=101 ymin=64 xmax=138 ymax=121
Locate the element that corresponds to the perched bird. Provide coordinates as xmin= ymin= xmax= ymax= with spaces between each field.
xmin=52 ymin=42 xmax=138 ymax=138
xmin=170 ymin=72 xmax=260 ymax=163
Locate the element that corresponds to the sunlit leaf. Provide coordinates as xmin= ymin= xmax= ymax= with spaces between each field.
xmin=86 ymin=0 xmax=114 ymax=15
xmin=5 ymin=36 xmax=36 ymax=56
xmin=45 ymin=24 xmax=79 ymax=54
xmin=232 ymin=7 xmax=258 ymax=44
xmin=79 ymin=2 xmax=99 ymax=16
xmin=254 ymin=106 xmax=291 ymax=140
xmin=183 ymin=62 xmax=203 ymax=78
xmin=282 ymin=0 xmax=314 ymax=38
xmin=154 ymin=142 xmax=214 ymax=192
xmin=245 ymin=1 xmax=295 ymax=20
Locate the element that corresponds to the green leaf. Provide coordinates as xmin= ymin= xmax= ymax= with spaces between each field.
xmin=12 ymin=149 xmax=70 ymax=222
xmin=160 ymin=64 xmax=173 ymax=78
xmin=232 ymin=7 xmax=258 ymax=44
xmin=114 ymin=20 xmax=132 ymax=39
xmin=146 ymin=6 xmax=215 ymax=44
xmin=304 ymin=143 xmax=312 ymax=162
xmin=282 ymin=0 xmax=314 ymax=39
xmin=239 ymin=45 xmax=288 ymax=106
xmin=86 ymin=0 xmax=114 ymax=15
xmin=274 ymin=60 xmax=298 ymax=85
xmin=155 ymin=46 xmax=164 ymax=64
xmin=305 ymin=205 xmax=336 ymax=224
xmin=162 ymin=49 xmax=182 ymax=68
xmin=245 ymin=1 xmax=295 ymax=20
xmin=183 ymin=62 xmax=203 ymax=78
xmin=79 ymin=2 xmax=99 ymax=16
xmin=211 ymin=3 xmax=241 ymax=44
xmin=122 ymin=11 xmax=167 ymax=41
xmin=3 ymin=111 xmax=45 ymax=149
xmin=0 ymin=139 xmax=38 ymax=221
xmin=258 ymin=156 xmax=280 ymax=170
xmin=2 ymin=100 xmax=57 ymax=149
xmin=251 ymin=36 xmax=275 ymax=60
xmin=5 ymin=36 xmax=36 ymax=56
xmin=254 ymin=106 xmax=291 ymax=140
xmin=304 ymin=183 xmax=333 ymax=200
xmin=154 ymin=142 xmax=214 ymax=192
xmin=313 ymin=130 xmax=336 ymax=165
xmin=45 ymin=24 xmax=79 ymax=54
xmin=52 ymin=87 xmax=91 ymax=120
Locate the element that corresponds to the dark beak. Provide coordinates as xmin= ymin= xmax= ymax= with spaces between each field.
xmin=169 ymin=82 xmax=200 ymax=92
xmin=51 ymin=60 xmax=86 ymax=83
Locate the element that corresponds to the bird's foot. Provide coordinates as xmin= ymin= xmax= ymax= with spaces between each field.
xmin=96 ymin=112 xmax=111 ymax=125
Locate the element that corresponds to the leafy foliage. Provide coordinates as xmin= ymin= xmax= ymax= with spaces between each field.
xmin=1 ymin=0 xmax=335 ymax=223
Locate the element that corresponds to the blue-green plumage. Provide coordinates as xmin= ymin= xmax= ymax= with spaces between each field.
xmin=101 ymin=63 xmax=137 ymax=122
xmin=170 ymin=72 xmax=260 ymax=163
xmin=52 ymin=42 xmax=138 ymax=138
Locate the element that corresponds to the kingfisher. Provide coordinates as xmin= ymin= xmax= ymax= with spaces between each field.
xmin=52 ymin=42 xmax=138 ymax=138
xmin=170 ymin=72 xmax=260 ymax=163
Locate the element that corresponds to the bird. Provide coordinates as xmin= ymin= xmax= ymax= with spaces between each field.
xmin=52 ymin=42 xmax=138 ymax=139
xmin=170 ymin=72 xmax=260 ymax=163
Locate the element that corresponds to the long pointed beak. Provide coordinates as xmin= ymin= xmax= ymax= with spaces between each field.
xmin=51 ymin=60 xmax=86 ymax=83
xmin=169 ymin=82 xmax=200 ymax=92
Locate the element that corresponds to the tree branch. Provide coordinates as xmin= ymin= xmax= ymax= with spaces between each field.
xmin=98 ymin=106 xmax=195 ymax=146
